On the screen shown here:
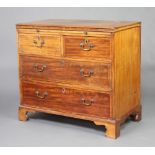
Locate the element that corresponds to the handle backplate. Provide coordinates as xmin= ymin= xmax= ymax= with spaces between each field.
xmin=80 ymin=68 xmax=94 ymax=77
xmin=35 ymin=91 xmax=48 ymax=99
xmin=33 ymin=36 xmax=45 ymax=48
xmin=33 ymin=64 xmax=46 ymax=72
xmin=81 ymin=98 xmax=94 ymax=106
xmin=80 ymin=39 xmax=94 ymax=51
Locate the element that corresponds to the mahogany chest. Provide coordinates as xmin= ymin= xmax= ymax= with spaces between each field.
xmin=16 ymin=19 xmax=141 ymax=139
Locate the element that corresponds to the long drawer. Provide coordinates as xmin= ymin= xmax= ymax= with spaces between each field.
xmin=21 ymin=81 xmax=110 ymax=118
xmin=19 ymin=55 xmax=112 ymax=91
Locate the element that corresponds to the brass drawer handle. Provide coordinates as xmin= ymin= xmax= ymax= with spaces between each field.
xmin=81 ymin=98 xmax=94 ymax=106
xmin=35 ymin=91 xmax=48 ymax=99
xmin=80 ymin=69 xmax=94 ymax=77
xmin=33 ymin=36 xmax=45 ymax=48
xmin=80 ymin=39 xmax=94 ymax=51
xmin=34 ymin=64 xmax=46 ymax=72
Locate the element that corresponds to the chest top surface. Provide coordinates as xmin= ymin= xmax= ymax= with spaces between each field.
xmin=16 ymin=19 xmax=140 ymax=32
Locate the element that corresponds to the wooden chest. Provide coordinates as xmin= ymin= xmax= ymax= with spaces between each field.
xmin=16 ymin=19 xmax=141 ymax=139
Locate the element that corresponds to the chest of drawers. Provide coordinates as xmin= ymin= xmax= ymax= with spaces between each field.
xmin=16 ymin=19 xmax=141 ymax=139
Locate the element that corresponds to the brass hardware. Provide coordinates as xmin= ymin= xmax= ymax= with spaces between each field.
xmin=33 ymin=36 xmax=44 ymax=48
xmin=35 ymin=91 xmax=48 ymax=99
xmin=33 ymin=64 xmax=46 ymax=72
xmin=80 ymin=68 xmax=94 ymax=77
xmin=80 ymin=39 xmax=94 ymax=51
xmin=81 ymin=98 xmax=94 ymax=106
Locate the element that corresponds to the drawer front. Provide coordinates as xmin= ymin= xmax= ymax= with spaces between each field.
xmin=21 ymin=81 xmax=110 ymax=118
xmin=20 ymin=55 xmax=112 ymax=91
xmin=18 ymin=33 xmax=61 ymax=57
xmin=64 ymin=36 xmax=111 ymax=59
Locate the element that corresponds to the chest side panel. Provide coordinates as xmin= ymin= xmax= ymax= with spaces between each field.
xmin=113 ymin=26 xmax=141 ymax=119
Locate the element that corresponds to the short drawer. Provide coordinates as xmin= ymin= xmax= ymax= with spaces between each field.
xmin=20 ymin=55 xmax=112 ymax=91
xmin=21 ymin=81 xmax=110 ymax=118
xmin=18 ymin=33 xmax=61 ymax=57
xmin=63 ymin=36 xmax=111 ymax=59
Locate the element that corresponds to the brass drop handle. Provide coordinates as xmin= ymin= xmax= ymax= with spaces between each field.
xmin=33 ymin=36 xmax=45 ymax=48
xmin=80 ymin=69 xmax=94 ymax=77
xmin=80 ymin=39 xmax=94 ymax=51
xmin=34 ymin=64 xmax=46 ymax=72
xmin=81 ymin=98 xmax=94 ymax=106
xmin=35 ymin=91 xmax=48 ymax=99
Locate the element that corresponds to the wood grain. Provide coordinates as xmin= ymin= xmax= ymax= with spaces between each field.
xmin=113 ymin=26 xmax=141 ymax=119
xmin=64 ymin=36 xmax=111 ymax=59
xmin=21 ymin=81 xmax=110 ymax=118
xmin=18 ymin=32 xmax=61 ymax=57
xmin=19 ymin=55 xmax=112 ymax=91
xmin=94 ymin=121 xmax=120 ymax=139
xmin=17 ymin=29 xmax=111 ymax=37
xmin=17 ymin=19 xmax=141 ymax=139
xmin=16 ymin=19 xmax=141 ymax=32
xmin=18 ymin=106 xmax=36 ymax=121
